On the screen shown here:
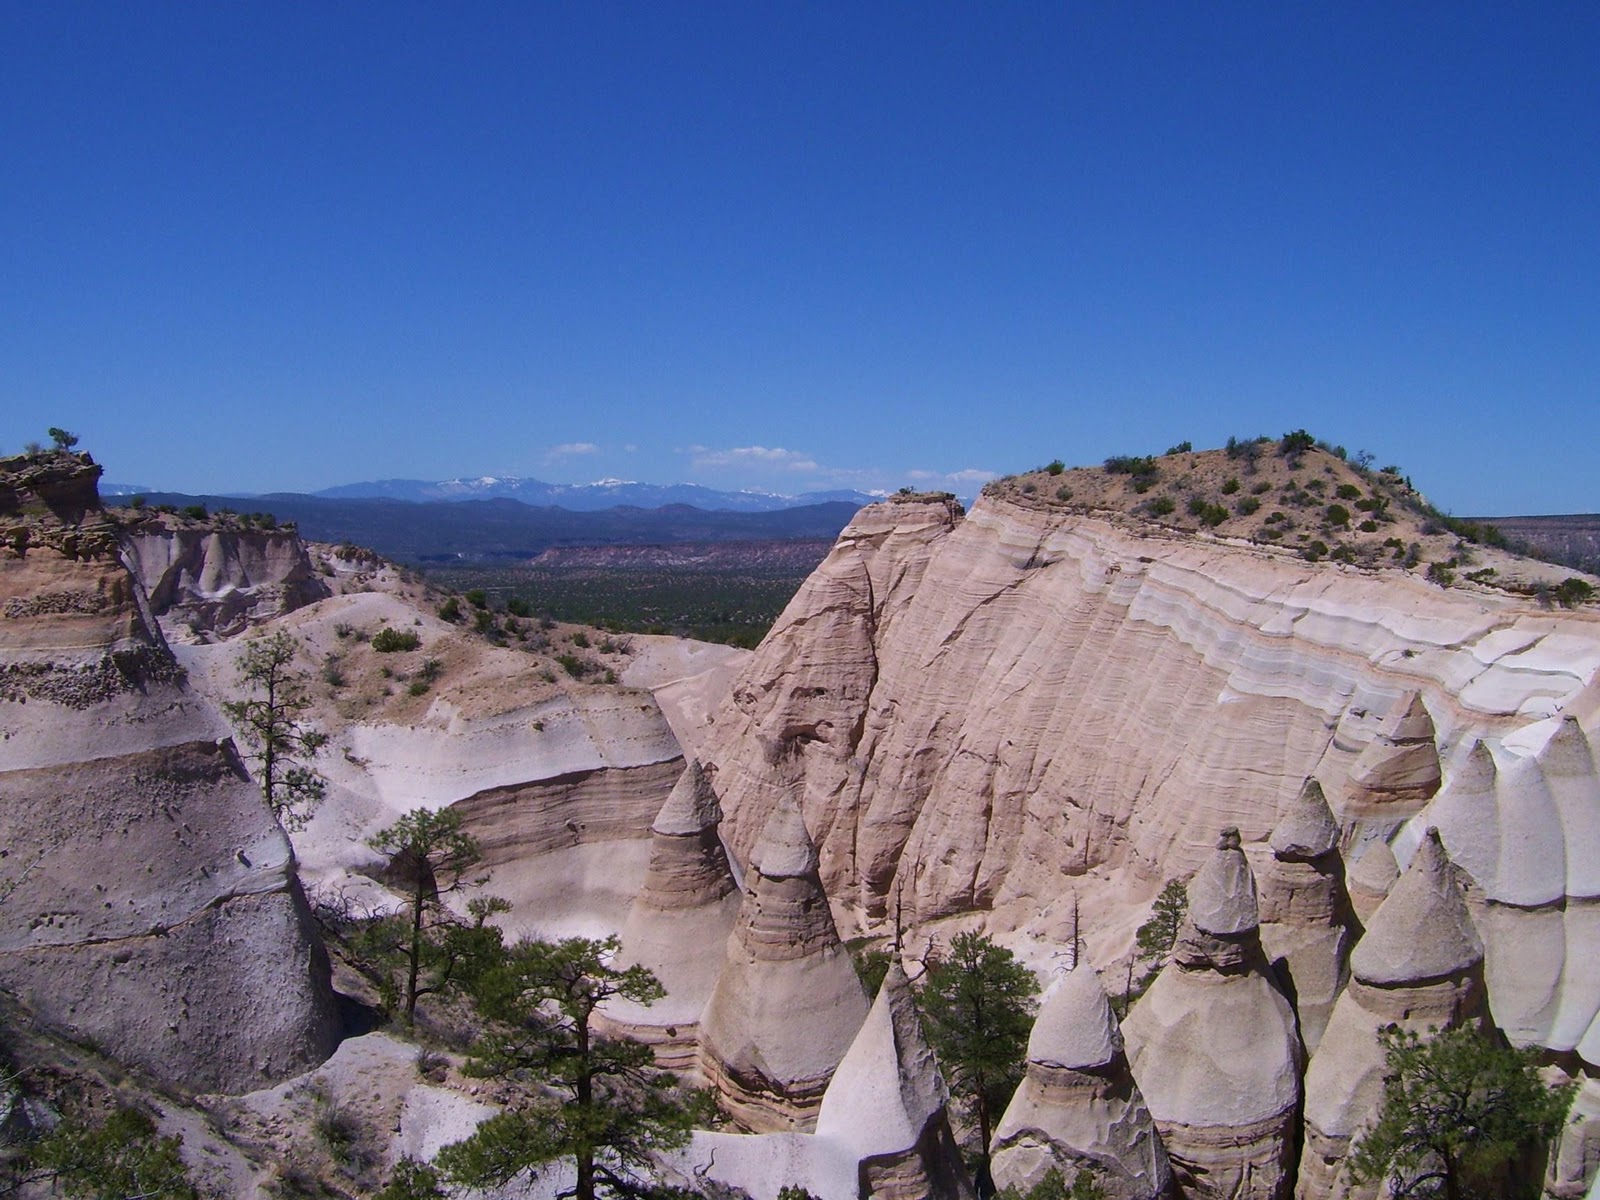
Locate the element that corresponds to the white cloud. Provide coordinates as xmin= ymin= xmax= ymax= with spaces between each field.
xmin=948 ymin=468 xmax=998 ymax=484
xmin=688 ymin=445 xmax=819 ymax=471
xmin=546 ymin=442 xmax=600 ymax=458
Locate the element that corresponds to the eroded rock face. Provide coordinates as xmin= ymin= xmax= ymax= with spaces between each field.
xmin=1419 ymin=721 xmax=1600 ymax=1058
xmin=700 ymin=495 xmax=1600 ymax=944
xmin=0 ymin=481 xmax=340 ymax=1091
xmin=1122 ymin=830 xmax=1301 ymax=1200
xmin=1297 ymin=829 xmax=1486 ymax=1200
xmin=698 ymin=793 xmax=869 ymax=1132
xmin=120 ymin=524 xmax=330 ymax=638
xmin=992 ymin=966 xmax=1172 ymax=1200
xmin=816 ymin=961 xmax=975 ymax=1200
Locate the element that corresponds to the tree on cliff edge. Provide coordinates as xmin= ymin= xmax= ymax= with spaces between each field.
xmin=224 ymin=628 xmax=328 ymax=831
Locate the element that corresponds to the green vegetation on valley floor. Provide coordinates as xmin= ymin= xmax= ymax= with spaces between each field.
xmin=422 ymin=559 xmax=820 ymax=648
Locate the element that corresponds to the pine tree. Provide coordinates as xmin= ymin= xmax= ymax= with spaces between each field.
xmin=1348 ymin=1024 xmax=1575 ymax=1200
xmin=361 ymin=806 xmax=506 ymax=1025
xmin=24 ymin=1105 xmax=196 ymax=1200
xmin=437 ymin=935 xmax=710 ymax=1200
xmin=918 ymin=931 xmax=1040 ymax=1195
xmin=223 ymin=628 xmax=328 ymax=831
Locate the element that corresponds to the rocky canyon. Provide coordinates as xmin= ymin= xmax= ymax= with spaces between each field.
xmin=3 ymin=442 xmax=1598 ymax=1200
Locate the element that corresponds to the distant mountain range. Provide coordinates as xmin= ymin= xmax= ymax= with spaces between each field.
xmin=106 ymin=490 xmax=867 ymax=564
xmin=305 ymin=476 xmax=882 ymax=512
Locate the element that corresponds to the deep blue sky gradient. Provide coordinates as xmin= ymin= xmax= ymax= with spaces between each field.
xmin=3 ymin=4 xmax=1596 ymax=512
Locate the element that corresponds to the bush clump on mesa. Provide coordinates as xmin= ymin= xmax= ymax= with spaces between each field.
xmin=371 ymin=628 xmax=421 ymax=653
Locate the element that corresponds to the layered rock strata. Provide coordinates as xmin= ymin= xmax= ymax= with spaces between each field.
xmin=601 ymin=760 xmax=742 ymax=1070
xmin=1296 ymin=828 xmax=1486 ymax=1200
xmin=699 ymin=793 xmax=869 ymax=1132
xmin=1122 ymin=829 xmax=1302 ymax=1200
xmin=700 ymin=495 xmax=1600 ymax=947
xmin=1257 ymin=779 xmax=1355 ymax=1053
xmin=0 ymin=454 xmax=340 ymax=1091
xmin=992 ymin=966 xmax=1172 ymax=1200
xmin=816 ymin=960 xmax=976 ymax=1199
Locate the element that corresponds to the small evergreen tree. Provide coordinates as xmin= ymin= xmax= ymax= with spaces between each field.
xmin=1348 ymin=1024 xmax=1574 ymax=1200
xmin=47 ymin=427 xmax=79 ymax=451
xmin=223 ymin=629 xmax=328 ymax=830
xmin=362 ymin=807 xmax=506 ymax=1026
xmin=1133 ymin=879 xmax=1188 ymax=985
xmin=24 ymin=1105 xmax=196 ymax=1200
xmin=437 ymin=935 xmax=710 ymax=1200
xmin=374 ymin=1157 xmax=447 ymax=1200
xmin=918 ymin=931 xmax=1040 ymax=1195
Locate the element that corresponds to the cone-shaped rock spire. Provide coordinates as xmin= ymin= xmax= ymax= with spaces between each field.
xmin=992 ymin=967 xmax=1172 ymax=1200
xmin=1348 ymin=692 xmax=1442 ymax=813
xmin=1269 ymin=779 xmax=1340 ymax=862
xmin=1349 ymin=827 xmax=1481 ymax=986
xmin=651 ymin=758 xmax=724 ymax=837
xmin=1298 ymin=828 xmax=1487 ymax=1200
xmin=1258 ymin=780 xmax=1355 ymax=1054
xmin=817 ymin=960 xmax=976 ymax=1199
xmin=1188 ymin=827 xmax=1258 ymax=935
xmin=1123 ymin=829 xmax=1301 ymax=1200
xmin=603 ymin=760 xmax=741 ymax=1070
xmin=699 ymin=792 xmax=870 ymax=1132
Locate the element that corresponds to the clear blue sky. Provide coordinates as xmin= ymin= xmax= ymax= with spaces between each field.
xmin=3 ymin=3 xmax=1596 ymax=513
